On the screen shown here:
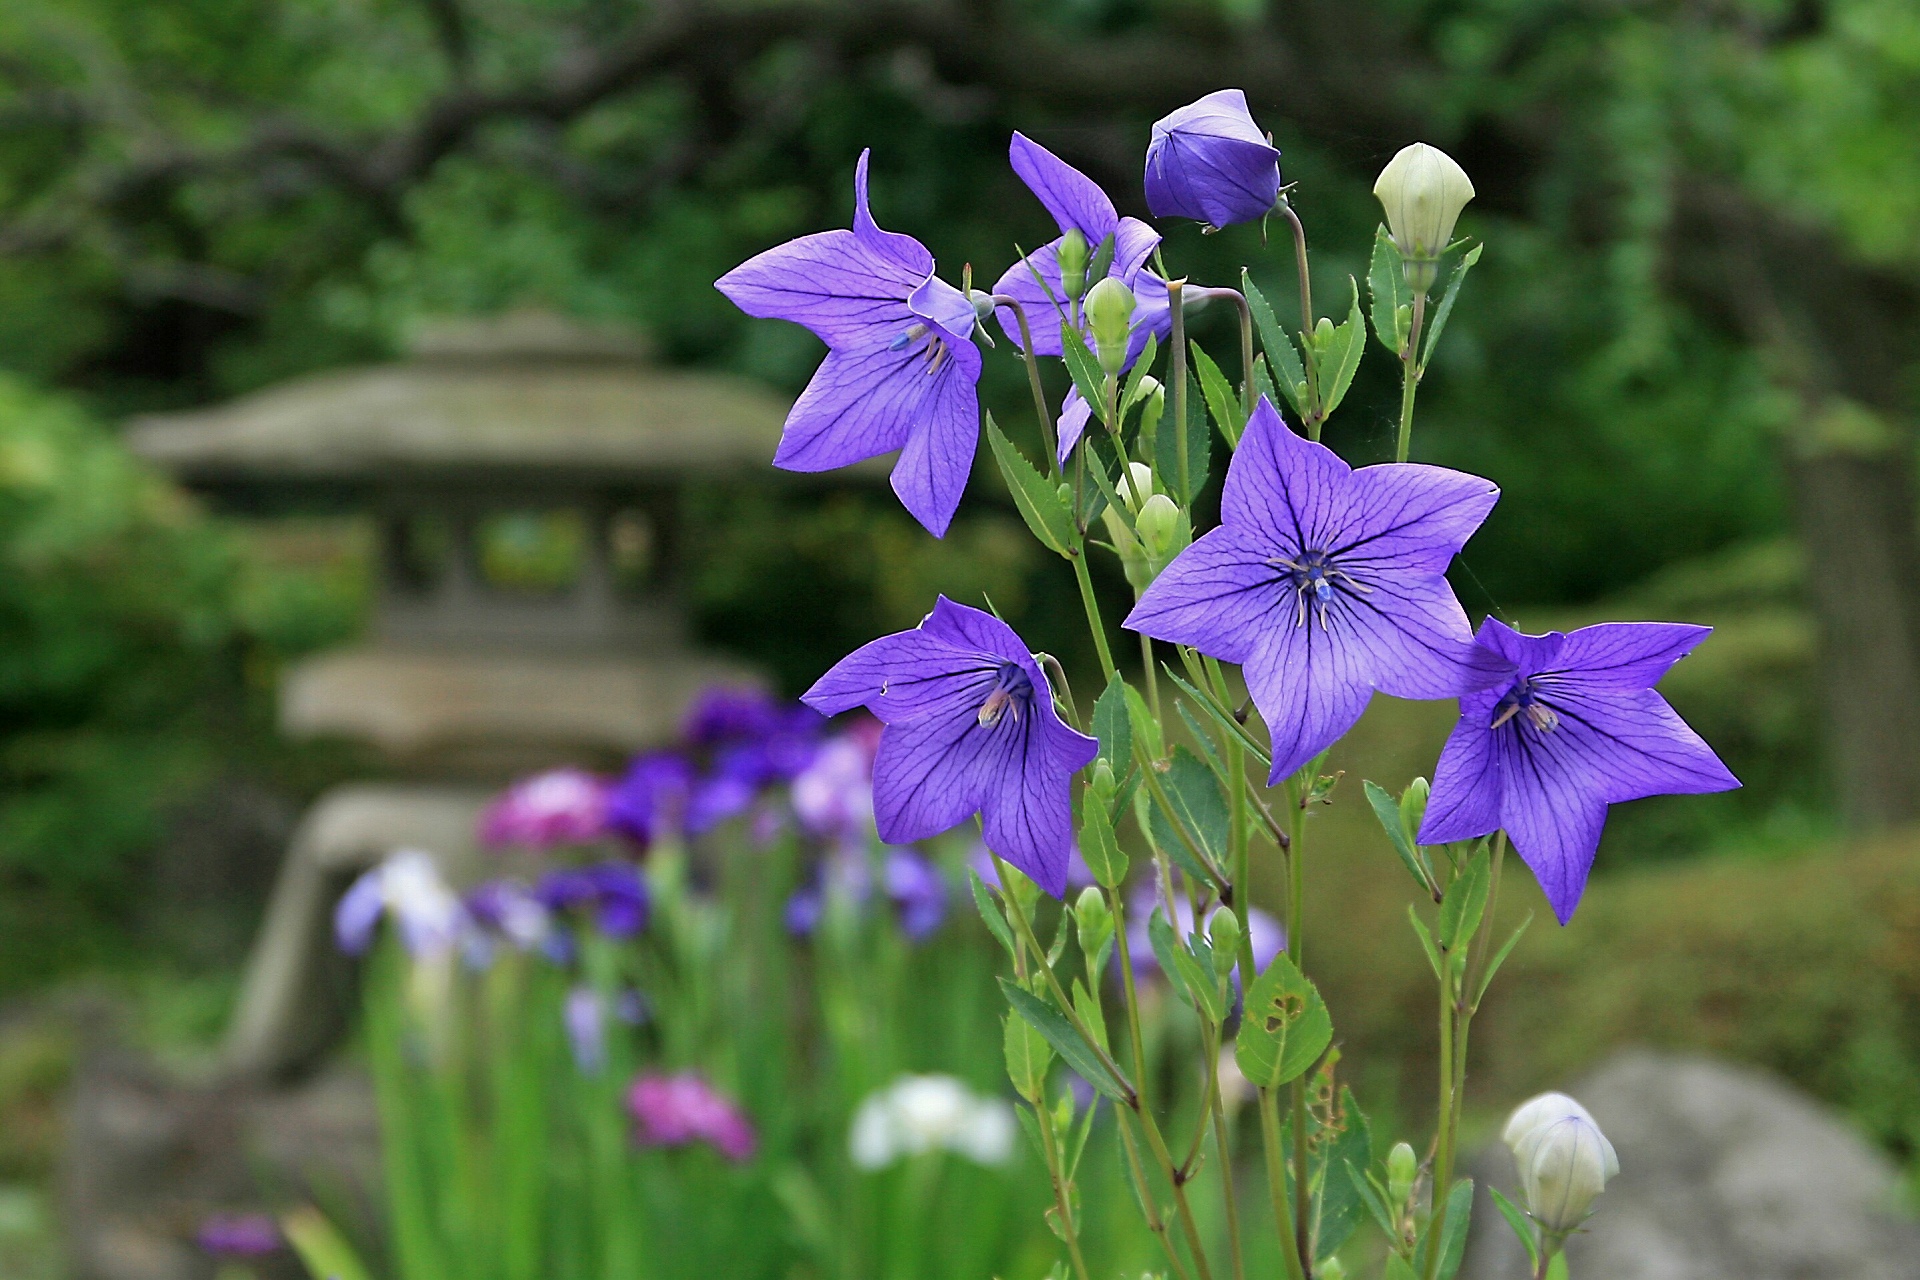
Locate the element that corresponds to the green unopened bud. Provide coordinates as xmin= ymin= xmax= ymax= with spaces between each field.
xmin=1139 ymin=378 xmax=1166 ymax=445
xmin=1119 ymin=462 xmax=1154 ymax=511
xmin=1135 ymin=493 xmax=1181 ymax=559
xmin=1088 ymin=758 xmax=1116 ymax=805
xmin=1386 ymin=1141 xmax=1419 ymax=1209
xmin=1373 ymin=142 xmax=1475 ymax=293
xmin=1317 ymin=1260 xmax=1347 ymax=1280
xmin=1086 ymin=276 xmax=1136 ymax=376
xmin=1208 ymin=907 xmax=1241 ymax=977
xmin=1058 ymin=229 xmax=1090 ymax=302
xmin=1075 ymin=885 xmax=1114 ymax=970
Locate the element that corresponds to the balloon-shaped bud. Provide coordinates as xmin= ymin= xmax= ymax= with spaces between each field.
xmin=1143 ymin=89 xmax=1282 ymax=230
xmin=1075 ymin=885 xmax=1114 ymax=971
xmin=1208 ymin=907 xmax=1241 ymax=977
xmin=1139 ymin=378 xmax=1166 ymax=443
xmin=1058 ymin=229 xmax=1090 ymax=303
xmin=1386 ymin=1141 xmax=1419 ymax=1209
xmin=1086 ymin=276 xmax=1137 ymax=376
xmin=1119 ymin=462 xmax=1155 ymax=511
xmin=1508 ymin=1093 xmax=1618 ymax=1234
xmin=1135 ymin=494 xmax=1181 ymax=559
xmin=1088 ymin=758 xmax=1116 ymax=806
xmin=1372 ymin=142 xmax=1475 ymax=292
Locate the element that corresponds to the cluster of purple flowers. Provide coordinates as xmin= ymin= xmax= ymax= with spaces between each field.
xmin=719 ymin=92 xmax=1739 ymax=923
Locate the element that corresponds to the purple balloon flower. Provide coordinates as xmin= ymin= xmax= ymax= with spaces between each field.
xmin=1419 ymin=618 xmax=1740 ymax=923
xmin=537 ymin=862 xmax=650 ymax=939
xmin=1144 ymin=89 xmax=1283 ymax=229
xmin=1125 ymin=398 xmax=1507 ymax=783
xmin=717 ymin=150 xmax=982 ymax=537
xmin=627 ymin=1072 xmax=757 ymax=1162
xmin=197 ymin=1213 xmax=281 ymax=1258
xmin=803 ymin=597 xmax=1098 ymax=897
xmin=991 ymin=133 xmax=1172 ymax=367
xmin=477 ymin=767 xmax=610 ymax=850
xmin=606 ymin=751 xmax=694 ymax=847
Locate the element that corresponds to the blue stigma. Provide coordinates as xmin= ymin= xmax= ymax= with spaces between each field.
xmin=1491 ymin=678 xmax=1559 ymax=733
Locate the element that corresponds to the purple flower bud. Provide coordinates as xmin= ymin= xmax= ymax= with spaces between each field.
xmin=626 ymin=1072 xmax=757 ymax=1162
xmin=1143 ymin=89 xmax=1282 ymax=229
xmin=606 ymin=752 xmax=695 ymax=847
xmin=477 ymin=768 xmax=610 ymax=850
xmin=197 ymin=1213 xmax=281 ymax=1258
xmin=565 ymin=986 xmax=606 ymax=1075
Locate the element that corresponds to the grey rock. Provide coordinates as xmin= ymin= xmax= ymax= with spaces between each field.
xmin=1461 ymin=1049 xmax=1920 ymax=1279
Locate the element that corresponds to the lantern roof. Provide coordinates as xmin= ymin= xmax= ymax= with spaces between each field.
xmin=125 ymin=310 xmax=795 ymax=490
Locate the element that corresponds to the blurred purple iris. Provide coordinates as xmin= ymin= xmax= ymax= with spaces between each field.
xmin=606 ymin=752 xmax=695 ymax=847
xmin=197 ymin=1213 xmax=281 ymax=1258
xmin=786 ymin=848 xmax=947 ymax=942
xmin=477 ymin=767 xmax=609 ymax=850
xmin=791 ymin=729 xmax=878 ymax=847
xmin=627 ymin=1072 xmax=757 ymax=1162
xmin=537 ymin=862 xmax=650 ymax=939
xmin=464 ymin=879 xmax=553 ymax=952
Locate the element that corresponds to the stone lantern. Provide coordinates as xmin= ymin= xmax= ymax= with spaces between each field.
xmin=126 ymin=309 xmax=801 ymax=1074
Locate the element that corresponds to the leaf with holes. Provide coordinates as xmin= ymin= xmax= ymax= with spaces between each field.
xmin=1235 ymin=953 xmax=1332 ymax=1089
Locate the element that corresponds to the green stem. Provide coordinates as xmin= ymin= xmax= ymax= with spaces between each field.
xmin=1394 ymin=291 xmax=1428 ymax=463
xmin=1279 ymin=200 xmax=1314 ymax=335
xmin=1168 ymin=278 xmax=1191 ymax=498
xmin=1260 ymin=1087 xmax=1308 ymax=1280
xmin=1141 ymin=633 xmax=1163 ymax=725
xmin=1070 ymin=549 xmax=1117 ymax=682
xmin=1034 ymin=1096 xmax=1094 ymax=1280
xmin=1424 ymin=963 xmax=1456 ymax=1280
xmin=1203 ymin=1021 xmax=1248 ymax=1280
xmin=993 ymin=856 xmax=1132 ymax=1099
xmin=1284 ymin=778 xmax=1311 ymax=1276
xmin=1118 ymin=1108 xmax=1197 ymax=1280
xmin=994 ymin=294 xmax=1061 ymax=474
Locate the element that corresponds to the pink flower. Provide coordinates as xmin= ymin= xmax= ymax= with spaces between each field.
xmin=478 ymin=768 xmax=610 ymax=850
xmin=626 ymin=1071 xmax=757 ymax=1162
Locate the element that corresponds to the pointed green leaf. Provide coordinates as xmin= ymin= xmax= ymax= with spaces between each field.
xmin=1368 ymin=225 xmax=1412 ymax=356
xmin=1436 ymin=1178 xmax=1474 ymax=1280
xmin=1123 ymin=682 xmax=1163 ymax=763
xmin=1488 ymin=1186 xmax=1541 ymax=1270
xmin=1234 ymin=953 xmax=1333 ymax=1089
xmin=1347 ymin=1162 xmax=1398 ymax=1239
xmin=1072 ymin=977 xmax=1109 ymax=1051
xmin=1407 ymin=904 xmax=1442 ymax=979
xmin=1004 ymin=1011 xmax=1053 ymax=1103
xmin=1079 ymin=799 xmax=1128 ymax=889
xmin=1000 ymin=979 xmax=1129 ymax=1100
xmin=1081 ymin=431 xmax=1125 ymax=532
xmin=1474 ymin=909 xmax=1535 ymax=1007
xmin=1162 ymin=668 xmax=1272 ymax=770
xmin=1060 ymin=324 xmax=1109 ymax=424
xmin=1315 ymin=279 xmax=1367 ymax=418
xmin=1147 ymin=746 xmax=1229 ymax=881
xmin=1366 ymin=780 xmax=1436 ymax=898
xmin=1243 ymin=271 xmax=1309 ymax=418
xmin=1384 ymin=1255 xmax=1420 ymax=1280
xmin=1121 ymin=332 xmax=1159 ymax=416
xmin=282 ymin=1208 xmax=375 ymax=1280
xmin=1438 ymin=843 xmax=1492 ymax=951
xmin=969 ymin=869 xmax=1017 ymax=957
xmin=1191 ymin=342 xmax=1246 ymax=447
xmin=1092 ymin=672 xmax=1133 ymax=774
xmin=987 ymin=414 xmax=1075 ymax=557
xmin=1420 ymin=242 xmax=1483 ymax=370
xmin=1147 ymin=908 xmax=1192 ymax=1004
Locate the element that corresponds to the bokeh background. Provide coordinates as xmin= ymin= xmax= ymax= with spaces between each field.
xmin=0 ymin=0 xmax=1916 ymax=1272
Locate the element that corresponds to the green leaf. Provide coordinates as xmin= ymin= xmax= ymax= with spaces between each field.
xmin=1162 ymin=668 xmax=1272 ymax=771
xmin=1000 ymin=979 xmax=1130 ymax=1100
xmin=1191 ymin=341 xmax=1246 ymax=447
xmin=1080 ymin=796 xmax=1128 ymax=888
xmin=1087 ymin=231 xmax=1116 ymax=284
xmin=1072 ymin=977 xmax=1109 ymax=1051
xmin=1234 ymin=953 xmax=1333 ymax=1089
xmin=282 ymin=1207 xmax=375 ymax=1280
xmin=1092 ymin=672 xmax=1132 ymax=775
xmin=1489 ymin=1186 xmax=1541 ymax=1271
xmin=1080 ymin=431 xmax=1125 ymax=532
xmin=969 ymin=869 xmax=1017 ymax=957
xmin=1147 ymin=907 xmax=1192 ymax=1004
xmin=1122 ymin=682 xmax=1164 ymax=763
xmin=1252 ymin=357 xmax=1278 ymax=422
xmin=1121 ymin=332 xmax=1159 ymax=416
xmin=1015 ymin=1101 xmax=1048 ymax=1160
xmin=1170 ymin=942 xmax=1225 ymax=1023
xmin=1243 ymin=271 xmax=1309 ymax=418
xmin=1398 ymin=777 xmax=1430 ymax=852
xmin=1060 ymin=324 xmax=1109 ymax=424
xmin=1174 ymin=698 xmax=1228 ymax=782
xmin=1157 ymin=372 xmax=1212 ymax=505
xmin=1434 ymin=1179 xmax=1475 ymax=1280
xmin=1366 ymin=780 xmax=1436 ymax=898
xmin=1315 ymin=279 xmax=1366 ymax=418
xmin=1312 ymin=1088 xmax=1373 ymax=1263
xmin=1474 ymin=909 xmax=1535 ymax=1006
xmin=1368 ymin=225 xmax=1412 ymax=356
xmin=1421 ymin=242 xmax=1483 ymax=370
xmin=1438 ymin=843 xmax=1492 ymax=951
xmin=1346 ymin=1161 xmax=1398 ymax=1239
xmin=1384 ymin=1255 xmax=1420 ymax=1280
xmin=1407 ymin=904 xmax=1443 ymax=979
xmin=1003 ymin=1011 xmax=1053 ymax=1103
xmin=1147 ymin=746 xmax=1229 ymax=881
xmin=986 ymin=414 xmax=1075 ymax=557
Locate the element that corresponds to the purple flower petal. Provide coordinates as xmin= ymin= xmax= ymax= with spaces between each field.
xmin=1419 ymin=617 xmax=1739 ymax=922
xmin=1057 ymin=387 xmax=1093 ymax=465
xmin=1144 ymin=89 xmax=1282 ymax=229
xmin=1010 ymin=132 xmax=1122 ymax=245
xmin=1126 ymin=399 xmax=1497 ymax=783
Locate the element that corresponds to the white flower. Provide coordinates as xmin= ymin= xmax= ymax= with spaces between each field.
xmin=848 ymin=1074 xmax=1016 ymax=1170
xmin=1504 ymin=1092 xmax=1618 ymax=1232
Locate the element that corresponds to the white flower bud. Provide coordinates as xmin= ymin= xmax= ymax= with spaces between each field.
xmin=1502 ymin=1091 xmax=1596 ymax=1151
xmin=1372 ymin=143 xmax=1474 ymax=292
xmin=1119 ymin=462 xmax=1155 ymax=511
xmin=1511 ymin=1105 xmax=1618 ymax=1233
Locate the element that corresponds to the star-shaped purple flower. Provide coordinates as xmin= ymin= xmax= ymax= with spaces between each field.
xmin=992 ymin=133 xmax=1171 ymax=365
xmin=802 ymin=597 xmax=1098 ymax=897
xmin=1418 ymin=618 xmax=1740 ymax=923
xmin=1144 ymin=89 xmax=1283 ymax=229
xmin=717 ymin=150 xmax=982 ymax=537
xmin=1125 ymin=397 xmax=1506 ymax=783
